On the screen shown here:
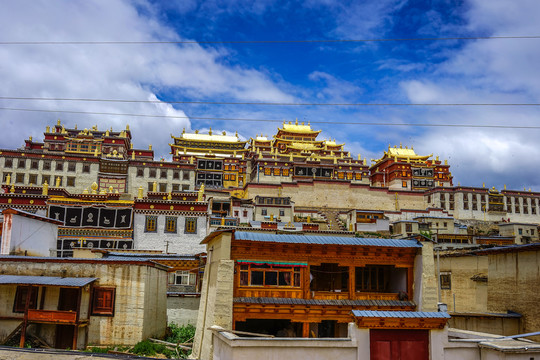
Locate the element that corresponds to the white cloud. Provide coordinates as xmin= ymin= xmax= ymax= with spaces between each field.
xmin=0 ymin=0 xmax=293 ymax=159
xmin=396 ymin=0 xmax=540 ymax=191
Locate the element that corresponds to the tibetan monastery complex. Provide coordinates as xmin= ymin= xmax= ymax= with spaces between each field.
xmin=1 ymin=119 xmax=538 ymax=225
xmin=2 ymin=119 xmax=540 ymax=360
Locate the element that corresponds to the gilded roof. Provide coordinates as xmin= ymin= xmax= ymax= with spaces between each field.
xmin=174 ymin=132 xmax=244 ymax=144
xmin=278 ymin=121 xmax=321 ymax=134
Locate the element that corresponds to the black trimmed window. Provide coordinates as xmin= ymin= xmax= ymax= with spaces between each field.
xmin=440 ymin=272 xmax=451 ymax=290
xmin=67 ymin=177 xmax=76 ymax=187
xmin=185 ymin=218 xmax=197 ymax=234
xmin=43 ymin=161 xmax=51 ymax=170
xmin=68 ymin=162 xmax=76 ymax=172
xmin=18 ymin=159 xmax=26 ymax=169
xmin=91 ymin=287 xmax=115 ymax=316
xmin=160 ymin=170 xmax=167 ymax=179
xmin=145 ymin=216 xmax=157 ymax=232
xmin=55 ymin=161 xmax=63 ymax=171
xmin=136 ymin=168 xmax=144 ymax=177
xmin=4 ymin=158 xmax=13 ymax=168
xmin=13 ymin=286 xmax=39 ymax=313
xmin=83 ymin=164 xmax=90 ymax=173
xmin=165 ymin=216 xmax=177 ymax=233
xmin=16 ymin=173 xmax=25 ymax=183
xmin=29 ymin=174 xmax=38 ymax=185
xmin=31 ymin=160 xmax=39 ymax=169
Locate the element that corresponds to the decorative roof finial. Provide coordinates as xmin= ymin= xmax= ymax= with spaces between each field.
xmin=209 ymin=127 xmax=212 ymax=135
xmin=295 ymin=118 xmax=298 ymax=125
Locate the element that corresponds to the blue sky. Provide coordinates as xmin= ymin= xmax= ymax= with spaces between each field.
xmin=1 ymin=0 xmax=540 ymax=191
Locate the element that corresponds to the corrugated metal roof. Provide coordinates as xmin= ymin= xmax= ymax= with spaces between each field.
xmin=234 ymin=297 xmax=415 ymax=307
xmin=234 ymin=231 xmax=421 ymax=248
xmin=0 ymin=275 xmax=97 ymax=287
xmin=352 ymin=310 xmax=451 ymax=319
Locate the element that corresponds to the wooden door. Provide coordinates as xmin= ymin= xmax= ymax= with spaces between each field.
xmin=370 ymin=329 xmax=429 ymax=360
xmin=55 ymin=325 xmax=75 ymax=349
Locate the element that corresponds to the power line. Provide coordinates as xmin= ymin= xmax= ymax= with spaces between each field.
xmin=0 ymin=106 xmax=539 ymax=130
xmin=1 ymin=96 xmax=540 ymax=107
xmin=1 ymin=35 xmax=540 ymax=45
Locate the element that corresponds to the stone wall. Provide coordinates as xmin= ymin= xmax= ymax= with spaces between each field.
xmin=487 ymin=250 xmax=540 ymax=339
xmin=167 ymin=296 xmax=200 ymax=326
xmin=439 ymin=255 xmax=488 ymax=313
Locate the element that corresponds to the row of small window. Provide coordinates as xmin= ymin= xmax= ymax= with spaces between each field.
xmin=145 ymin=216 xmax=198 ymax=234
xmin=136 ymin=167 xmax=191 ymax=180
xmin=147 ymin=182 xmax=191 ymax=192
xmin=2 ymin=172 xmax=76 ymax=187
xmin=13 ymin=286 xmax=115 ymax=316
xmin=255 ymin=197 xmax=291 ymax=205
xmin=462 ymin=201 xmax=538 ymax=214
xmin=260 ymin=209 xmax=286 ymax=216
xmin=3 ymin=158 xmax=91 ymax=173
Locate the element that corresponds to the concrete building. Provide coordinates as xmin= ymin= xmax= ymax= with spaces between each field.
xmin=133 ymin=189 xmax=210 ymax=255
xmin=498 ymin=222 xmax=539 ymax=244
xmin=252 ymin=195 xmax=294 ymax=223
xmin=344 ymin=210 xmax=389 ymax=232
xmin=0 ymin=256 xmax=168 ymax=349
xmin=438 ymin=243 xmax=540 ymax=338
xmin=1 ymin=208 xmax=62 ymax=256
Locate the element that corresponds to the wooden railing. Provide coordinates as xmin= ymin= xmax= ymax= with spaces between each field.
xmin=27 ymin=309 xmax=77 ymax=324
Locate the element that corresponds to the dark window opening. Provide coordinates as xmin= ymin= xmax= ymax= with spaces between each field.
xmin=13 ymin=286 xmax=39 ymax=313
xmin=355 ymin=265 xmax=407 ymax=293
xmin=310 ymin=263 xmax=348 ymax=292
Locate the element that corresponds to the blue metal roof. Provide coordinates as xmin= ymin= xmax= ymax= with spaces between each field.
xmin=352 ymin=310 xmax=451 ymax=319
xmin=0 ymin=275 xmax=98 ymax=287
xmin=234 ymin=231 xmax=421 ymax=248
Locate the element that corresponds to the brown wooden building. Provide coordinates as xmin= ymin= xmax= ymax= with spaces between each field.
xmin=193 ymin=229 xmax=443 ymax=357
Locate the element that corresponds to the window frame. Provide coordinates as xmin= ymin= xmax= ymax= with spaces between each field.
xmin=13 ymin=286 xmax=39 ymax=313
xmin=185 ymin=217 xmax=197 ymax=234
xmin=238 ymin=263 xmax=301 ymax=288
xmin=165 ymin=216 xmax=177 ymax=233
xmin=91 ymin=287 xmax=116 ymax=316
xmin=145 ymin=215 xmax=157 ymax=233
xmin=440 ymin=272 xmax=451 ymax=290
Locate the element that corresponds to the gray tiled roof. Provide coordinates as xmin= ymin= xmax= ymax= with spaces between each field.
xmin=234 ymin=297 xmax=415 ymax=307
xmin=234 ymin=231 xmax=421 ymax=248
xmin=352 ymin=310 xmax=451 ymax=318
xmin=0 ymin=275 xmax=97 ymax=287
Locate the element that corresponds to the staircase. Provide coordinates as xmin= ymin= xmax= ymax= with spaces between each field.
xmin=317 ymin=208 xmax=348 ymax=231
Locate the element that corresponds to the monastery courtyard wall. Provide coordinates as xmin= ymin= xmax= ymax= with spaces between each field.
xmin=246 ymin=181 xmax=427 ymax=211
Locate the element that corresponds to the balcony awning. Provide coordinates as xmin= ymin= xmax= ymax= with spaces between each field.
xmin=0 ymin=275 xmax=98 ymax=287
xmin=237 ymin=260 xmax=308 ymax=267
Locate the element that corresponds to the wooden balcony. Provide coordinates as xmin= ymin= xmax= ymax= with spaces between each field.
xmin=27 ymin=309 xmax=77 ymax=324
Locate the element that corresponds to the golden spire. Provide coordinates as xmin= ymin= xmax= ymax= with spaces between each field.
xmin=46 ymin=125 xmax=50 ymax=133
xmin=208 ymin=127 xmax=212 ymax=135
xmin=126 ymin=124 xmax=130 ymax=131
xmin=152 ymin=181 xmax=157 ymax=192
xmin=57 ymin=119 xmax=61 ymax=126
xmin=42 ymin=181 xmax=48 ymax=196
xmin=182 ymin=128 xmax=186 ymax=134
xmin=10 ymin=185 xmax=15 ymax=193
xmin=138 ymin=186 xmax=144 ymax=199
xmin=295 ymin=118 xmax=298 ymax=125
xmin=55 ymin=176 xmax=61 ymax=187
xmin=149 ymin=144 xmax=152 ymax=151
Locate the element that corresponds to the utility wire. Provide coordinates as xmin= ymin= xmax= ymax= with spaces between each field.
xmin=1 ymin=96 xmax=540 ymax=106
xmin=1 ymin=106 xmax=539 ymax=130
xmin=1 ymin=35 xmax=540 ymax=45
